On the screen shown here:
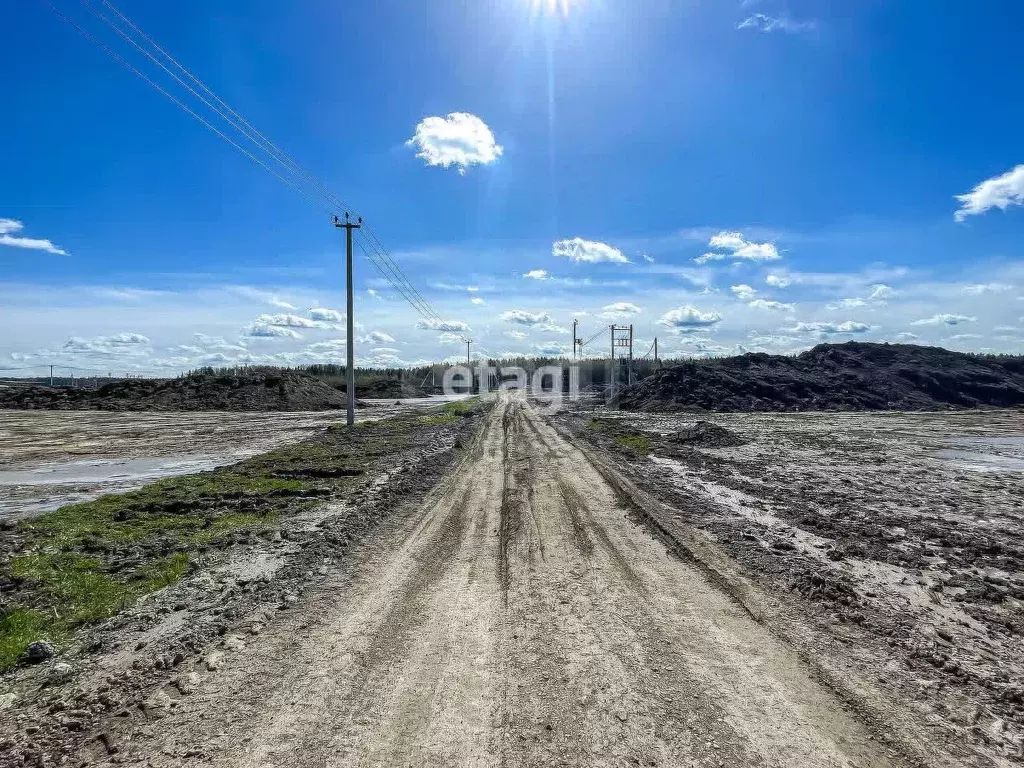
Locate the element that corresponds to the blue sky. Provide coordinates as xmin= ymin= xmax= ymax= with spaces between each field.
xmin=3 ymin=0 xmax=1024 ymax=373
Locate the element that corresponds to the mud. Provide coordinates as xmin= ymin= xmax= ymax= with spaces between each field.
xmin=561 ymin=404 xmax=1024 ymax=764
xmin=0 ymin=401 xmax=461 ymax=518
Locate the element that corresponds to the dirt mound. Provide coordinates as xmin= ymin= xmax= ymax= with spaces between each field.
xmin=669 ymin=421 xmax=747 ymax=448
xmin=615 ymin=342 xmax=1024 ymax=412
xmin=0 ymin=371 xmax=347 ymax=412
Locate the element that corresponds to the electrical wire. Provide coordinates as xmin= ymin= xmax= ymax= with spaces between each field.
xmin=44 ymin=0 xmax=453 ymax=328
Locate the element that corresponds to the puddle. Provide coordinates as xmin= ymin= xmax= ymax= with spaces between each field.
xmin=935 ymin=436 xmax=1024 ymax=472
xmin=0 ymin=456 xmax=226 ymax=486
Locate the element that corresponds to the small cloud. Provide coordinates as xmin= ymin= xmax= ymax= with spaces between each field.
xmin=954 ymin=165 xmax=1024 ymax=222
xmin=416 ymin=318 xmax=471 ymax=333
xmin=242 ymin=324 xmax=302 ymax=339
xmin=658 ymin=306 xmax=722 ymax=330
xmin=533 ymin=342 xmax=568 ymax=356
xmin=747 ymin=298 xmax=795 ymax=312
xmin=765 ymin=273 xmax=792 ymax=288
xmin=738 ymin=13 xmax=817 ymax=35
xmin=437 ymin=332 xmax=465 ymax=345
xmin=62 ymin=332 xmax=151 ymax=356
xmin=308 ymin=307 xmax=344 ymax=323
xmin=504 ymin=330 xmax=527 ymax=340
xmin=895 ymin=332 xmax=919 ymax=341
xmin=642 ymin=254 xmax=655 ymax=263
xmin=471 ymin=296 xmax=485 ymax=305
xmin=598 ymin=302 xmax=643 ymax=320
xmin=0 ymin=218 xmax=67 ymax=255
xmin=362 ymin=331 xmax=395 ymax=344
xmin=963 ymin=283 xmax=1012 ymax=295
xmin=910 ymin=313 xmax=977 ymax=327
xmin=946 ymin=333 xmax=983 ymax=341
xmin=406 ymin=112 xmax=503 ymax=175
xmin=500 ymin=309 xmax=554 ymax=326
xmin=730 ymin=284 xmax=757 ymax=300
xmin=366 ymin=288 xmax=382 ymax=300
xmin=523 ymin=269 xmax=549 ymax=280
xmin=552 ymin=237 xmax=629 ymax=264
xmin=695 ymin=231 xmax=780 ymax=264
xmin=788 ymin=321 xmax=871 ymax=336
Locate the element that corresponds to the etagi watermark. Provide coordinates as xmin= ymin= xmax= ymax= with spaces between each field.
xmin=441 ymin=364 xmax=586 ymax=413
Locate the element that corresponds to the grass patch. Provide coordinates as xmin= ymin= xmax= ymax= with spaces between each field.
xmin=614 ymin=434 xmax=653 ymax=455
xmin=0 ymin=609 xmax=53 ymax=671
xmin=420 ymin=414 xmax=460 ymax=425
xmin=442 ymin=397 xmax=481 ymax=415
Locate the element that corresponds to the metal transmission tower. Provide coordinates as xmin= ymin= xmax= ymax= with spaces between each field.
xmin=609 ymin=324 xmax=634 ymax=397
xmin=333 ymin=213 xmax=362 ymax=427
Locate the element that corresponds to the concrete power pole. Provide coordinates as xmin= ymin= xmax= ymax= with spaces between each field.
xmin=333 ymin=213 xmax=362 ymax=428
xmin=572 ymin=319 xmax=578 ymax=361
xmin=654 ymin=337 xmax=659 ymax=367
xmin=49 ymin=365 xmax=54 ymax=387
xmin=622 ymin=323 xmax=630 ymax=387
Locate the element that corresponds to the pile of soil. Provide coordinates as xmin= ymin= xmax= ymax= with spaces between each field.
xmin=352 ymin=378 xmax=429 ymax=399
xmin=0 ymin=371 xmax=348 ymax=412
xmin=669 ymin=421 xmax=747 ymax=448
xmin=615 ymin=342 xmax=1024 ymax=412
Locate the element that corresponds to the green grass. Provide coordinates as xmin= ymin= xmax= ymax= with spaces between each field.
xmin=0 ymin=608 xmax=53 ymax=671
xmin=442 ymin=397 xmax=480 ymax=415
xmin=420 ymin=413 xmax=460 ymax=425
xmin=1 ymin=552 xmax=191 ymax=670
xmin=614 ymin=434 xmax=653 ymax=455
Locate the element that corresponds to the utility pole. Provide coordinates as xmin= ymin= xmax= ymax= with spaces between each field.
xmin=465 ymin=338 xmax=473 ymax=393
xmin=333 ymin=213 xmax=362 ymax=427
xmin=49 ymin=365 xmax=53 ymax=387
xmin=572 ymin=319 xmax=578 ymax=361
xmin=628 ymin=324 xmax=634 ymax=386
xmin=654 ymin=337 xmax=659 ymax=367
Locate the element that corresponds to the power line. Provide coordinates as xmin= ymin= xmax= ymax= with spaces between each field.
xmin=44 ymin=0 xmax=452 ymax=328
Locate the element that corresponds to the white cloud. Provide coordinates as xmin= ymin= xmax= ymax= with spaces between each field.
xmin=658 ymin=306 xmax=723 ymax=329
xmin=504 ymin=330 xmax=527 ymax=340
xmin=695 ymin=231 xmax=780 ymax=264
xmin=361 ymin=330 xmax=395 ymax=344
xmin=642 ymin=254 xmax=655 ymax=263
xmin=437 ymin=332 xmax=465 ymax=345
xmin=366 ymin=288 xmax=381 ymax=300
xmin=533 ymin=342 xmax=568 ymax=356
xmin=523 ymin=269 xmax=549 ymax=280
xmin=552 ymin=237 xmax=629 ymax=264
xmin=954 ymin=165 xmax=1024 ymax=222
xmin=895 ymin=332 xmax=919 ymax=341
xmin=829 ymin=297 xmax=868 ymax=309
xmin=62 ymin=332 xmax=151 ymax=356
xmin=946 ymin=333 xmax=983 ymax=341
xmin=910 ymin=313 xmax=977 ymax=326
xmin=765 ymin=273 xmax=792 ymax=288
xmin=406 ymin=112 xmax=503 ymax=175
xmin=471 ymin=296 xmax=485 ymax=305
xmin=0 ymin=218 xmax=67 ymax=256
xmin=747 ymin=299 xmax=795 ymax=312
xmin=308 ymin=307 xmax=345 ymax=323
xmin=963 ymin=283 xmax=1012 ymax=295
xmin=242 ymin=323 xmax=302 ymax=339
xmin=500 ymin=309 xmax=554 ymax=326
xmin=869 ymin=284 xmax=895 ymax=300
xmin=731 ymin=284 xmax=757 ymax=300
xmin=254 ymin=313 xmax=318 ymax=328
xmin=788 ymin=321 xmax=871 ymax=336
xmin=738 ymin=13 xmax=817 ymax=34
xmin=416 ymin=318 xmax=471 ymax=333
xmin=598 ymin=301 xmax=643 ymax=319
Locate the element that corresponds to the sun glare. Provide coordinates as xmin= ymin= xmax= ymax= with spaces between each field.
xmin=529 ymin=0 xmax=583 ymax=17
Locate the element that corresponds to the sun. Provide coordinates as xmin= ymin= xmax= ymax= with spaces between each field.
xmin=529 ymin=0 xmax=584 ymax=17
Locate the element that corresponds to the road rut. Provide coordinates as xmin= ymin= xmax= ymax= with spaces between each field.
xmin=112 ymin=393 xmax=899 ymax=767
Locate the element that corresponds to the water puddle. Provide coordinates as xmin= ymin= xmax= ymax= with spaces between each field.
xmin=935 ymin=436 xmax=1024 ymax=472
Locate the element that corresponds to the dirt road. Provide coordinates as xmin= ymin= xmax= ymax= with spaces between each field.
xmin=108 ymin=393 xmax=900 ymax=767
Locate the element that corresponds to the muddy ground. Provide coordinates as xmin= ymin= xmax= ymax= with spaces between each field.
xmin=0 ymin=400 xmax=458 ymax=518
xmin=0 ymin=400 xmax=485 ymax=767
xmin=556 ymin=403 xmax=1024 ymax=764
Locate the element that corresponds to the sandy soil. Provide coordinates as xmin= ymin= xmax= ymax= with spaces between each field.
xmin=73 ymin=393 xmax=910 ymax=767
xmin=0 ymin=401 xmax=456 ymax=518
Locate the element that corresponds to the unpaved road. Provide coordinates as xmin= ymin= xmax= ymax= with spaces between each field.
xmin=106 ymin=393 xmax=900 ymax=767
